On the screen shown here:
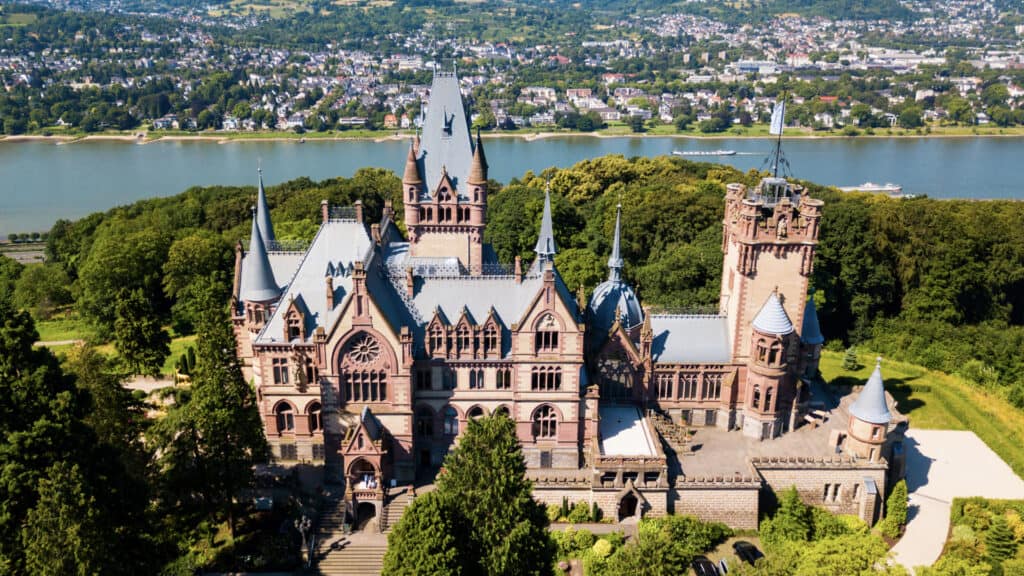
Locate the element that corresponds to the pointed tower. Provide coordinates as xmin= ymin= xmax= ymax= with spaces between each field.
xmin=847 ymin=358 xmax=892 ymax=462
xmin=240 ymin=208 xmax=281 ymax=331
xmin=743 ymin=290 xmax=795 ymax=440
xmin=588 ymin=204 xmax=643 ymax=347
xmin=799 ymin=287 xmax=825 ymax=379
xmin=256 ymin=167 xmax=276 ymax=249
xmin=404 ymin=70 xmax=489 ymax=275
xmin=534 ymin=186 xmax=557 ymax=264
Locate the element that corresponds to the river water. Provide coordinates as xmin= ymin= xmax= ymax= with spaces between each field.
xmin=1 ymin=135 xmax=1022 ymax=234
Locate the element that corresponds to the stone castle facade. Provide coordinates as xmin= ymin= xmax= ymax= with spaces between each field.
xmin=231 ymin=71 xmax=906 ymax=529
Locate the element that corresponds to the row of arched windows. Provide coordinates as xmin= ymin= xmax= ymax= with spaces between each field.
xmin=274 ymin=401 xmax=322 ymax=435
xmin=751 ymin=385 xmax=774 ymax=412
xmin=755 ymin=337 xmax=787 ymax=368
xmin=416 ymin=206 xmax=473 ymax=223
xmin=343 ymin=370 xmax=388 ymax=402
xmin=414 ymin=404 xmax=559 ymax=441
xmin=428 ymin=322 xmax=501 ymax=359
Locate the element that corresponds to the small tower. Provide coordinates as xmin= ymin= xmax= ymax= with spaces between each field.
xmin=847 ymin=358 xmax=892 ymax=462
xmin=402 ymin=140 xmax=423 ymax=232
xmin=587 ymin=204 xmax=643 ymax=348
xmin=240 ymin=207 xmax=281 ymax=332
xmin=743 ymin=290 xmax=795 ymax=440
xmin=799 ymin=288 xmax=825 ymax=380
xmin=533 ymin=186 xmax=557 ymax=265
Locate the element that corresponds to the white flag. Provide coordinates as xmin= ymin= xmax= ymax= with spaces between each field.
xmin=769 ymin=100 xmax=786 ymax=135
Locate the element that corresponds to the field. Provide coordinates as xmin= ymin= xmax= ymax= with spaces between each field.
xmin=819 ymin=350 xmax=1024 ymax=477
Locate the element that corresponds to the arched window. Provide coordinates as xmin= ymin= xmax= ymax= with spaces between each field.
xmin=443 ymin=407 xmax=459 ymax=436
xmin=416 ymin=407 xmax=434 ymax=437
xmin=532 ymin=405 xmax=557 ymax=440
xmin=469 ymin=368 xmax=484 ymax=389
xmin=768 ymin=341 xmax=784 ymax=366
xmin=765 ymin=387 xmax=774 ymax=412
xmin=496 ymin=367 xmax=512 ymax=389
xmin=308 ymin=402 xmax=322 ymax=432
xmin=756 ymin=338 xmax=769 ymax=364
xmin=343 ymin=370 xmax=388 ymax=402
xmin=287 ymin=315 xmax=302 ymax=341
xmin=495 ymin=405 xmax=510 ymax=418
xmin=468 ymin=406 xmax=485 ymax=419
xmin=531 ymin=366 xmax=562 ymax=391
xmin=752 ymin=385 xmax=761 ymax=410
xmin=534 ymin=314 xmax=559 ymax=354
xmin=429 ymin=324 xmax=445 ymax=356
xmin=483 ymin=325 xmax=498 ymax=357
xmin=275 ymin=403 xmax=295 ymax=434
xmin=457 ymin=325 xmax=473 ymax=356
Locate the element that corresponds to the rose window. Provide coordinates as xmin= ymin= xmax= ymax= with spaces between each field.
xmin=348 ymin=334 xmax=380 ymax=365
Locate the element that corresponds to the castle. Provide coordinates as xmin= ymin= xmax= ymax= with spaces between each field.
xmin=231 ymin=71 xmax=906 ymax=530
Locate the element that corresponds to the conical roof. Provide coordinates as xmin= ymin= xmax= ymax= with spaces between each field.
xmin=240 ymin=210 xmax=281 ymax=303
xmin=850 ymin=358 xmax=892 ymax=425
xmin=403 ymin=141 xmax=422 ymax=184
xmin=534 ymin=187 xmax=557 ymax=260
xmin=607 ymin=204 xmax=624 ymax=281
xmin=256 ymin=167 xmax=276 ymax=248
xmin=801 ymin=290 xmax=825 ymax=345
xmin=468 ymin=130 xmax=487 ymax=184
xmin=751 ymin=291 xmax=794 ymax=336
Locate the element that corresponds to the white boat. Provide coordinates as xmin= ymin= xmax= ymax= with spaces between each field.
xmin=838 ymin=182 xmax=913 ymax=198
xmin=672 ymin=149 xmax=736 ymax=157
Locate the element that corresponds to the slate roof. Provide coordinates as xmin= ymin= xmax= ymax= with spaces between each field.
xmin=751 ymin=292 xmax=795 ymax=336
xmin=534 ymin=188 xmax=557 ymax=259
xmin=801 ymin=293 xmax=825 ymax=345
xmin=239 ymin=214 xmax=281 ymax=303
xmin=256 ymin=168 xmax=276 ymax=248
xmin=849 ymin=358 xmax=892 ymax=425
xmin=649 ymin=315 xmax=732 ymax=364
xmin=418 ymin=71 xmax=473 ymax=199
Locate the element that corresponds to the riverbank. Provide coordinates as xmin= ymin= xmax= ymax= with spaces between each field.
xmin=5 ymin=123 xmax=1024 ymax=145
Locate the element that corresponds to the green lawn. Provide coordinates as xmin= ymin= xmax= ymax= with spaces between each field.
xmin=820 ymin=350 xmax=1024 ymax=477
xmin=163 ymin=335 xmax=198 ymax=377
xmin=34 ymin=312 xmax=92 ymax=342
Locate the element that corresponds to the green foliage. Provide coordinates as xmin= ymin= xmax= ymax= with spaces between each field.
xmin=880 ymin=480 xmax=909 ymax=539
xmin=568 ymin=501 xmax=592 ymax=523
xmin=605 ymin=515 xmax=732 ymax=574
xmin=760 ymin=486 xmax=812 ymax=549
xmin=988 ymin=514 xmax=1018 ymax=564
xmin=0 ymin=254 xmax=24 ymax=303
xmin=842 ymin=346 xmax=861 ymax=371
xmin=114 ymin=288 xmax=171 ymax=377
xmin=547 ymin=503 xmax=563 ymax=523
xmin=387 ymin=413 xmax=553 ymax=575
xmin=12 ymin=263 xmax=72 ymax=319
xmin=382 ymin=490 xmax=466 ymax=576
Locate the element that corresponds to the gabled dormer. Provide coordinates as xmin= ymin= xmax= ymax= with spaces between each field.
xmin=426 ymin=307 xmax=451 ymax=358
xmin=282 ymin=295 xmax=308 ymax=342
xmin=481 ymin=307 xmax=503 ymax=359
xmin=454 ymin=306 xmax=477 ymax=359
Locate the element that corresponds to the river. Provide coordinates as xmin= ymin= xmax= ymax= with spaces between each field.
xmin=2 ymin=135 xmax=1023 ymax=235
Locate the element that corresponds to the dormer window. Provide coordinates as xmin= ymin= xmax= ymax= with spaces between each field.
xmin=483 ymin=325 xmax=498 ymax=357
xmin=457 ymin=325 xmax=473 ymax=356
xmin=429 ymin=324 xmax=445 ymax=357
xmin=535 ymin=314 xmax=559 ymax=354
xmin=287 ymin=316 xmax=302 ymax=341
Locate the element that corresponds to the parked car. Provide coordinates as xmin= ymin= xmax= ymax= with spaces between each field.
xmin=691 ymin=555 xmax=719 ymax=576
xmin=732 ymin=540 xmax=764 ymax=565
xmin=718 ymin=558 xmax=729 ymax=573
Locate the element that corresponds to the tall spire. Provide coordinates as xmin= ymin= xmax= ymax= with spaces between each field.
xmin=533 ymin=185 xmax=557 ymax=261
xmin=608 ymin=203 xmax=624 ymax=282
xmin=240 ymin=207 xmax=281 ymax=303
xmin=403 ymin=140 xmax=422 ymax=184
xmin=469 ymin=128 xmax=488 ymax=184
xmin=256 ymin=166 xmax=276 ymax=249
xmin=850 ymin=357 xmax=892 ymax=425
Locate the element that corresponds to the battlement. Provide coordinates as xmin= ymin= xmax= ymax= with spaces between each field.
xmin=750 ymin=455 xmax=888 ymax=470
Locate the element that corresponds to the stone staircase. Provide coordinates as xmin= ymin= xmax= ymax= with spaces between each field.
xmin=380 ymin=487 xmax=414 ymax=532
xmin=647 ymin=409 xmax=689 ymax=447
xmin=315 ymin=535 xmax=387 ymax=576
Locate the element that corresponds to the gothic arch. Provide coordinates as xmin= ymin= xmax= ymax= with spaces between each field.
xmin=532 ymin=311 xmax=565 ymax=332
xmin=467 ymin=405 xmax=487 ymax=419
xmin=330 ymin=327 xmax=399 ymax=374
xmin=346 ymin=457 xmax=378 ymax=477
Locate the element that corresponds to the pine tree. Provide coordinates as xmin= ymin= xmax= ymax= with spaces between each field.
xmin=761 ymin=486 xmax=812 ymax=549
xmin=987 ymin=514 xmax=1018 ymax=564
xmin=842 ymin=346 xmax=860 ymax=371
xmin=887 ymin=480 xmax=908 ymax=529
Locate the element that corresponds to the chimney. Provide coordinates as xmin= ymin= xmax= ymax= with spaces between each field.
xmin=514 ymin=255 xmax=522 ymax=284
xmin=321 ymin=200 xmax=329 ymax=223
xmin=326 ymin=275 xmax=334 ymax=310
xmin=354 ymin=200 xmax=364 ymax=223
xmin=371 ymin=223 xmax=381 ymax=244
xmin=405 ymin=267 xmax=415 ymax=298
xmin=383 ymin=200 xmax=394 ymax=220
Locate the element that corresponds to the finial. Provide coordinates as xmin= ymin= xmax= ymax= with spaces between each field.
xmin=876 ymin=356 xmax=882 ymax=367
xmin=607 ymin=202 xmax=624 ymax=282
xmin=251 ymin=205 xmax=257 ymax=217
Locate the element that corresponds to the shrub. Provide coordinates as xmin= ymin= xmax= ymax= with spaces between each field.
xmin=592 ymin=538 xmax=612 ymax=559
xmin=810 ymin=507 xmax=849 ymax=540
xmin=951 ymin=524 xmax=977 ymax=543
xmin=568 ymin=501 xmax=591 ymax=524
xmin=988 ymin=514 xmax=1018 ymax=564
xmin=547 ymin=504 xmax=563 ymax=523
xmin=573 ymin=528 xmax=596 ymax=551
xmin=842 ymin=347 xmax=861 ymax=371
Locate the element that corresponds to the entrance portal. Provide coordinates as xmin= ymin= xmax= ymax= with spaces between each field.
xmin=618 ymin=493 xmax=638 ymax=521
xmin=355 ymin=502 xmax=377 ymax=530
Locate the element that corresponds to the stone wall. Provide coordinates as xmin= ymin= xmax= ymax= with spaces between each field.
xmin=752 ymin=456 xmax=888 ymax=525
xmin=673 ymin=479 xmax=761 ymax=530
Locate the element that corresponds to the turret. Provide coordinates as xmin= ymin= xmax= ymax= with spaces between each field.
xmin=402 ymin=141 xmax=422 ymax=228
xmin=240 ymin=207 xmax=281 ymax=331
xmin=588 ymin=203 xmax=643 ymax=349
xmin=847 ymin=358 xmax=892 ymax=462
xmin=468 ymin=129 xmax=488 ymax=227
xmin=533 ymin=186 xmax=557 ymax=265
xmin=799 ymin=288 xmax=825 ymax=379
xmin=742 ymin=290 xmax=795 ymax=440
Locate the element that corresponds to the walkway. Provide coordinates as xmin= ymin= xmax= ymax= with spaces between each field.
xmin=892 ymin=430 xmax=1024 ymax=572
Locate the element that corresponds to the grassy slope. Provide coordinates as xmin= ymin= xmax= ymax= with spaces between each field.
xmin=819 ymin=350 xmax=1024 ymax=478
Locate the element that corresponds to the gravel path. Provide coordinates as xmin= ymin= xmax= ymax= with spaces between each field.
xmin=892 ymin=430 xmax=1024 ymax=572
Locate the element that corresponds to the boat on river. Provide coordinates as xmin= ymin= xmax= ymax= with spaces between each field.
xmin=838 ymin=182 xmax=914 ymax=198
xmin=672 ymin=149 xmax=736 ymax=157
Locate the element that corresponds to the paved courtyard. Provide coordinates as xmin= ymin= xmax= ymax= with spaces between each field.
xmin=892 ymin=429 xmax=1024 ymax=572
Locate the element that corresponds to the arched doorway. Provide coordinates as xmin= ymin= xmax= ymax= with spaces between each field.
xmin=355 ymin=502 xmax=377 ymax=530
xmin=618 ymin=493 xmax=638 ymax=521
